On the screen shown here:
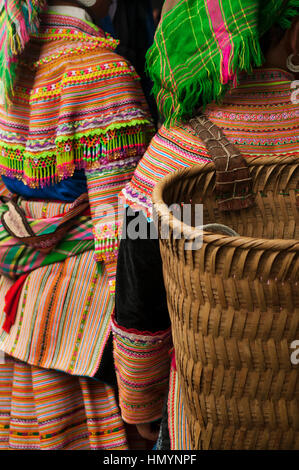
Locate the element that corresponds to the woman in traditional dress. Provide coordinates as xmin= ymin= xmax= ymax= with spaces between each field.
xmin=0 ymin=0 xmax=153 ymax=449
xmin=112 ymin=0 xmax=299 ymax=449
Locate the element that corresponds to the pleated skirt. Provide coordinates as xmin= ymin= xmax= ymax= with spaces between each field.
xmin=0 ymin=355 xmax=128 ymax=450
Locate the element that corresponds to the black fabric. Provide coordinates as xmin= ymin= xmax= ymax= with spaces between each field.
xmin=93 ymin=333 xmax=117 ymax=387
xmin=113 ymin=0 xmax=158 ymax=125
xmin=93 ymin=209 xmax=170 ymax=384
xmin=115 ymin=209 xmax=170 ymax=333
xmin=113 ymin=0 xmax=154 ymax=79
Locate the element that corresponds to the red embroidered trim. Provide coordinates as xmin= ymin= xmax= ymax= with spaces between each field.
xmin=111 ymin=313 xmax=171 ymax=337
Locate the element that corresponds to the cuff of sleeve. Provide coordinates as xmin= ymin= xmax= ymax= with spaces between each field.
xmin=112 ymin=317 xmax=172 ymax=424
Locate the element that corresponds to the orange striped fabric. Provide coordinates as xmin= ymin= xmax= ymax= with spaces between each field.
xmin=168 ymin=366 xmax=192 ymax=450
xmin=112 ymin=317 xmax=172 ymax=424
xmin=0 ymin=195 xmax=116 ymax=377
xmin=0 ymin=356 xmax=128 ymax=450
xmin=0 ymin=249 xmax=113 ymax=377
xmin=86 ymin=158 xmax=138 ymax=292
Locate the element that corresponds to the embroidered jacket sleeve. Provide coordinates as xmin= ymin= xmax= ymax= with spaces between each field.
xmin=112 ymin=210 xmax=172 ymax=424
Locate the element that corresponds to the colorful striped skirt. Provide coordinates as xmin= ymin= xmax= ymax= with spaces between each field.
xmin=0 ymin=355 xmax=128 ymax=450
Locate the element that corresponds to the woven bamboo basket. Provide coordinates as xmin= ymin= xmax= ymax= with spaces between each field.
xmin=152 ymin=155 xmax=299 ymax=450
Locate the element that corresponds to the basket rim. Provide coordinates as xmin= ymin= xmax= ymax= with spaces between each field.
xmin=152 ymin=155 xmax=299 ymax=252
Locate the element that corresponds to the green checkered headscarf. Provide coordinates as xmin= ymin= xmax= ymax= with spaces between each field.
xmin=147 ymin=0 xmax=299 ymax=127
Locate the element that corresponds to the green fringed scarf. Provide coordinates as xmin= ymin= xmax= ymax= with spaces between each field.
xmin=0 ymin=0 xmax=46 ymax=102
xmin=146 ymin=0 xmax=299 ymax=127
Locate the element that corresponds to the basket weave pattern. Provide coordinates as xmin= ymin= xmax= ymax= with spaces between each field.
xmin=153 ymin=156 xmax=299 ymax=450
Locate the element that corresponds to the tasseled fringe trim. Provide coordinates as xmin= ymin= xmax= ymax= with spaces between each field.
xmin=0 ymin=124 xmax=152 ymax=188
xmin=94 ymin=239 xmax=119 ymax=263
xmin=260 ymin=0 xmax=299 ymax=34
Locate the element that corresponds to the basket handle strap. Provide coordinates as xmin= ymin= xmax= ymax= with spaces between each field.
xmin=199 ymin=223 xmax=239 ymax=237
xmin=189 ymin=114 xmax=254 ymax=211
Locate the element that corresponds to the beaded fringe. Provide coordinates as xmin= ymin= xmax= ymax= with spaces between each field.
xmin=0 ymin=125 xmax=149 ymax=188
